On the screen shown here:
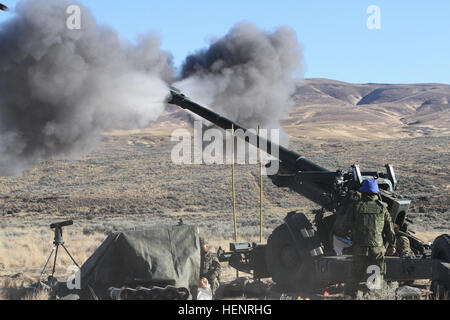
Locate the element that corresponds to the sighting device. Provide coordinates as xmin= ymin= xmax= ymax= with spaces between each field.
xmin=38 ymin=220 xmax=80 ymax=289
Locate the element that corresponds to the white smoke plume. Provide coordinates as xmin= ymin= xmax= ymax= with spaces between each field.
xmin=0 ymin=0 xmax=173 ymax=176
xmin=174 ymin=22 xmax=304 ymax=145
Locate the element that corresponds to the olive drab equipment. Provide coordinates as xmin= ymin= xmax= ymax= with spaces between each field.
xmin=168 ymin=88 xmax=450 ymax=297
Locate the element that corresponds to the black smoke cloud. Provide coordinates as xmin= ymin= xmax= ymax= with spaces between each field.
xmin=0 ymin=0 xmax=173 ymax=175
xmin=174 ymin=22 xmax=304 ymax=145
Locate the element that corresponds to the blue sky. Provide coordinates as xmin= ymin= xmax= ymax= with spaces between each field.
xmin=1 ymin=0 xmax=449 ymax=84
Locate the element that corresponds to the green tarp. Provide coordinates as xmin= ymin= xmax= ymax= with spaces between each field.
xmin=77 ymin=224 xmax=200 ymax=300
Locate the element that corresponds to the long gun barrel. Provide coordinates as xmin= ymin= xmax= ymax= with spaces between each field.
xmin=168 ymin=87 xmax=413 ymax=227
xmin=168 ymin=87 xmax=329 ymax=173
xmin=168 ymin=87 xmax=340 ymax=210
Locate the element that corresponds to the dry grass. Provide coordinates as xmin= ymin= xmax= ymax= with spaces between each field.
xmin=414 ymin=230 xmax=444 ymax=244
xmin=0 ymin=226 xmax=105 ymax=272
xmin=21 ymin=289 xmax=50 ymax=301
xmin=0 ymin=278 xmax=50 ymax=300
xmin=0 ymin=273 xmax=36 ymax=300
xmin=0 ymin=226 xmax=106 ymax=300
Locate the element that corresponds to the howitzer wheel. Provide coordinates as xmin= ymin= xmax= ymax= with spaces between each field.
xmin=265 ymin=223 xmax=314 ymax=291
xmin=430 ymin=234 xmax=450 ymax=299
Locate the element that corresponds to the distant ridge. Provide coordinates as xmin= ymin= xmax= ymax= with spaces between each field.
xmin=279 ymin=78 xmax=450 ymax=140
xmin=161 ymin=78 xmax=450 ymax=141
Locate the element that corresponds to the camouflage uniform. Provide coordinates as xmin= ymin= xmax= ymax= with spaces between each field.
xmin=333 ymin=191 xmax=361 ymax=238
xmin=335 ymin=194 xmax=396 ymax=297
xmin=200 ymin=238 xmax=222 ymax=296
xmin=396 ymin=234 xmax=414 ymax=257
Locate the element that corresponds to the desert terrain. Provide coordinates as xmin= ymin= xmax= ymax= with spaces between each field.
xmin=0 ymin=79 xmax=449 ymax=299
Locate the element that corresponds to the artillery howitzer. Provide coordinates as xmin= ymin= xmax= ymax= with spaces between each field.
xmin=168 ymin=87 xmax=450 ymax=296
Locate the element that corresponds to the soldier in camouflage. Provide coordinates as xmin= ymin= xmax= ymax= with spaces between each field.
xmin=199 ymin=237 xmax=222 ymax=297
xmin=335 ymin=179 xmax=396 ymax=298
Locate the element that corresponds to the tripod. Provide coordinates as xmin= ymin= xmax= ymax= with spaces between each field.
xmin=38 ymin=221 xmax=80 ymax=289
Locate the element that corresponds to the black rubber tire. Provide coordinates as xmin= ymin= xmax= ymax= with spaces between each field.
xmin=430 ymin=234 xmax=450 ymax=299
xmin=431 ymin=234 xmax=450 ymax=261
xmin=431 ymin=281 xmax=448 ymax=300
xmin=265 ymin=224 xmax=313 ymax=291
